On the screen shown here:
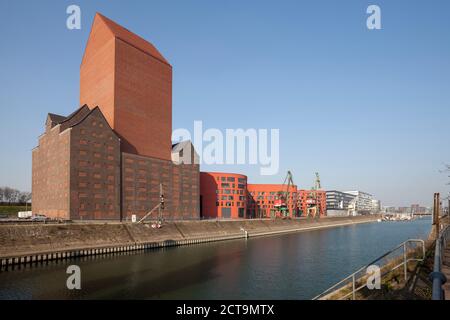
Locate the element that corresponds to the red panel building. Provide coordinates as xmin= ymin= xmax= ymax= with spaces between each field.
xmin=297 ymin=190 xmax=327 ymax=217
xmin=200 ymin=172 xmax=247 ymax=219
xmin=200 ymin=172 xmax=304 ymax=219
xmin=247 ymin=184 xmax=299 ymax=218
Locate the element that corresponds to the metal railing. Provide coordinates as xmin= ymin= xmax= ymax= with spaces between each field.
xmin=430 ymin=225 xmax=450 ymax=300
xmin=313 ymin=239 xmax=426 ymax=300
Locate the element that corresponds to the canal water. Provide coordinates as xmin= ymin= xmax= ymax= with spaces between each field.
xmin=0 ymin=218 xmax=431 ymax=300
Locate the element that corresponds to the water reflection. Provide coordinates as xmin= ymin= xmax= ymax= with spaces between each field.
xmin=0 ymin=218 xmax=431 ymax=300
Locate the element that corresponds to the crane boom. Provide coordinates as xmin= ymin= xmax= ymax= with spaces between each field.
xmin=275 ymin=171 xmax=296 ymax=218
xmin=306 ymin=172 xmax=322 ymax=219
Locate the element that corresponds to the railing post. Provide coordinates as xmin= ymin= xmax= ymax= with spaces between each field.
xmin=430 ymin=226 xmax=448 ymax=300
xmin=403 ymin=242 xmax=407 ymax=281
xmin=314 ymin=239 xmax=427 ymax=300
xmin=421 ymin=240 xmax=426 ymax=260
xmin=352 ymin=274 xmax=356 ymax=300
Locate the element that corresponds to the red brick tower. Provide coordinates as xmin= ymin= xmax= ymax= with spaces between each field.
xmin=80 ymin=13 xmax=172 ymax=160
xmin=33 ymin=13 xmax=200 ymax=221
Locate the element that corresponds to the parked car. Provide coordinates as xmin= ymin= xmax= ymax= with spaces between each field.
xmin=30 ymin=214 xmax=49 ymax=221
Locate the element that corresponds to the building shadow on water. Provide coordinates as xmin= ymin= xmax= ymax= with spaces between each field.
xmin=76 ymin=247 xmax=245 ymax=299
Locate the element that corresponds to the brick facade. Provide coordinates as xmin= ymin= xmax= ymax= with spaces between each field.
xmin=32 ymin=106 xmax=200 ymax=221
xmin=122 ymin=153 xmax=199 ymax=221
xmin=68 ymin=107 xmax=121 ymax=220
xmin=32 ymin=122 xmax=71 ymax=219
xmin=32 ymin=13 xmax=199 ymax=221
xmin=80 ymin=13 xmax=172 ymax=161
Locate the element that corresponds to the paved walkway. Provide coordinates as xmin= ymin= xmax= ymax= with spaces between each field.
xmin=443 ymin=242 xmax=450 ymax=300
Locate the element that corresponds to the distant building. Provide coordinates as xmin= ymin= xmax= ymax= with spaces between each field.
xmin=410 ymin=204 xmax=427 ymax=214
xmin=419 ymin=207 xmax=428 ymax=214
xmin=371 ymin=199 xmax=381 ymax=213
xmin=344 ymin=191 xmax=373 ymax=214
xmin=326 ymin=190 xmax=356 ymax=210
xmin=398 ymin=207 xmax=410 ymax=214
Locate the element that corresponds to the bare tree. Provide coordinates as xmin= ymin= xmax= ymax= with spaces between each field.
xmin=441 ymin=164 xmax=450 ymax=185
xmin=12 ymin=189 xmax=20 ymax=204
xmin=18 ymin=192 xmax=31 ymax=204
xmin=3 ymin=187 xmax=13 ymax=204
xmin=0 ymin=187 xmax=32 ymax=205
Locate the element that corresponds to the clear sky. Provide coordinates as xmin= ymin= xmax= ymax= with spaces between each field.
xmin=0 ymin=0 xmax=449 ymax=207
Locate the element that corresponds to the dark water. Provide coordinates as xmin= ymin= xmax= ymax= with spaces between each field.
xmin=0 ymin=218 xmax=431 ymax=300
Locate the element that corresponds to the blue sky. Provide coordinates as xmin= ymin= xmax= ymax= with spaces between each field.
xmin=0 ymin=0 xmax=449 ymax=206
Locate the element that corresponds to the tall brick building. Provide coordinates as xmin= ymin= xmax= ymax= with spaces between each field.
xmin=80 ymin=13 xmax=172 ymax=160
xmin=32 ymin=13 xmax=200 ymax=221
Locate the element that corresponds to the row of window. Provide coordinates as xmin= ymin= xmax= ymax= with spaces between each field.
xmin=215 ymin=201 xmax=245 ymax=207
xmin=249 ymin=191 xmax=297 ymax=197
xmin=219 ymin=183 xmax=246 ymax=189
xmin=79 ymin=203 xmax=115 ymax=210
xmin=215 ymin=176 xmax=247 ymax=184
xmin=216 ymin=189 xmax=245 ymax=195
xmin=217 ymin=195 xmax=247 ymax=201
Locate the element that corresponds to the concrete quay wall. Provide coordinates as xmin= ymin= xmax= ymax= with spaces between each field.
xmin=0 ymin=215 xmax=379 ymax=268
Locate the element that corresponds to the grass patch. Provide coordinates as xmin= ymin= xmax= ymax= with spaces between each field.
xmin=0 ymin=205 xmax=30 ymax=218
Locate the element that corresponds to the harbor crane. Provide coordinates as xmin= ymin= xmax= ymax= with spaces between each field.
xmin=274 ymin=171 xmax=296 ymax=218
xmin=306 ymin=172 xmax=322 ymax=219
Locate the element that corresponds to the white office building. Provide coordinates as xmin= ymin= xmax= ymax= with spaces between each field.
xmin=371 ymin=199 xmax=381 ymax=213
xmin=344 ymin=191 xmax=374 ymax=214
